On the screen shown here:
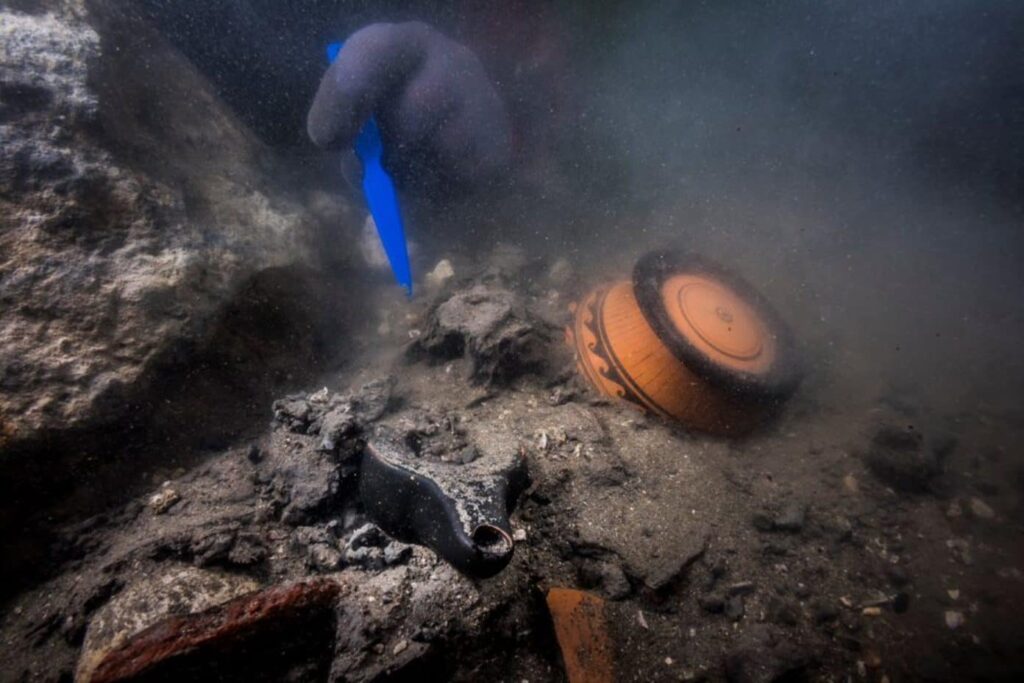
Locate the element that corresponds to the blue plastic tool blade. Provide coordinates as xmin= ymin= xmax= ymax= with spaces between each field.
xmin=362 ymin=156 xmax=413 ymax=295
xmin=325 ymin=41 xmax=413 ymax=296
xmin=326 ymin=41 xmax=341 ymax=63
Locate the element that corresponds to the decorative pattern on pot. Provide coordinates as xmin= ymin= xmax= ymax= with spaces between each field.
xmin=567 ymin=250 xmax=800 ymax=435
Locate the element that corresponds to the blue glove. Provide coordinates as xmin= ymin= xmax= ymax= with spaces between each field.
xmin=307 ymin=22 xmax=512 ymax=194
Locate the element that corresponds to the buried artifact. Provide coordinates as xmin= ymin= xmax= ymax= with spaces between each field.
xmin=568 ymin=250 xmax=800 ymax=434
xmin=360 ymin=426 xmax=529 ymax=578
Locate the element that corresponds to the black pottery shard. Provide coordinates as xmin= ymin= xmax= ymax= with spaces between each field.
xmin=359 ymin=426 xmax=529 ymax=578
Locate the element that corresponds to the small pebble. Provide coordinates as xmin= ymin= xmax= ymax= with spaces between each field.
xmin=969 ymin=497 xmax=995 ymax=520
xmin=512 ymin=528 xmax=528 ymax=542
xmin=947 ymin=538 xmax=974 ymax=565
xmin=383 ymin=542 xmax=412 ymax=566
xmin=308 ymin=544 xmax=342 ymax=572
xmin=425 ymin=259 xmax=455 ymax=289
xmin=148 ymin=485 xmax=180 ymax=515
xmin=725 ymin=595 xmax=745 ymax=621
xmin=996 ymin=567 xmax=1023 ymax=581
xmin=793 ymin=582 xmax=812 ymax=599
xmin=547 ymin=387 xmax=575 ymax=406
xmin=945 ymin=610 xmax=965 ymax=630
xmin=393 ymin=639 xmax=408 ymax=655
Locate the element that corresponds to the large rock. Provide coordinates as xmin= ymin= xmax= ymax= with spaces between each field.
xmin=862 ymin=420 xmax=955 ymax=492
xmin=0 ymin=2 xmax=351 ymax=453
xmin=413 ymin=283 xmax=554 ymax=386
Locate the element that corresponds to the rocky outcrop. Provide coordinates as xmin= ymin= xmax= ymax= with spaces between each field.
xmin=0 ymin=2 xmax=354 ymax=456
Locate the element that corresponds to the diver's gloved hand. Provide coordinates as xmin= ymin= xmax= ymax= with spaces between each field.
xmin=308 ymin=22 xmax=512 ymax=194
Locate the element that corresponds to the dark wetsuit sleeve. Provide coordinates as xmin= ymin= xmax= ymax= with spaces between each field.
xmin=306 ymin=22 xmax=427 ymax=150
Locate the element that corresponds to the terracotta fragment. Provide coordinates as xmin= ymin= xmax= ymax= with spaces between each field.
xmin=546 ymin=587 xmax=614 ymax=683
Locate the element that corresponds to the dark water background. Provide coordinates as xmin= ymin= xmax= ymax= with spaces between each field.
xmin=570 ymin=0 xmax=1024 ymax=417
xmin=140 ymin=0 xmax=1024 ymax=413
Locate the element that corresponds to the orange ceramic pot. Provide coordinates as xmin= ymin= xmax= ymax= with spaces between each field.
xmin=567 ymin=251 xmax=799 ymax=435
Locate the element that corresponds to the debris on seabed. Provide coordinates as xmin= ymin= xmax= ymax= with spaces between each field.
xmin=425 ymin=259 xmax=455 ymax=290
xmin=968 ymin=497 xmax=996 ymax=520
xmin=148 ymin=484 xmax=180 ymax=515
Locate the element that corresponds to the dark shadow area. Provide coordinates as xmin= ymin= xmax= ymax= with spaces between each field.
xmin=0 ymin=265 xmax=363 ymax=604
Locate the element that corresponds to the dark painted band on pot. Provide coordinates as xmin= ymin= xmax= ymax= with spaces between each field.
xmin=632 ymin=249 xmax=802 ymax=402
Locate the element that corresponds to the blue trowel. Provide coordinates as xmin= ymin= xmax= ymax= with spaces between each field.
xmin=326 ymin=41 xmax=413 ymax=296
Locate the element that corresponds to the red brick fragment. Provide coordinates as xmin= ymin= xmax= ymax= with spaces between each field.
xmin=91 ymin=578 xmax=340 ymax=683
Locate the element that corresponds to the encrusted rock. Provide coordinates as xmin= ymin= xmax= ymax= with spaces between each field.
xmin=268 ymin=440 xmax=340 ymax=526
xmin=264 ymin=379 xmax=395 ymax=525
xmin=147 ymin=485 xmax=181 ymax=515
xmin=344 ymin=523 xmax=389 ymax=570
xmin=292 ymin=526 xmax=342 ymax=572
xmin=862 ymin=423 xmax=953 ymax=492
xmin=307 ymin=544 xmax=343 ymax=573
xmin=347 ymin=523 xmax=386 ymax=550
xmin=0 ymin=2 xmax=339 ymax=456
xmin=188 ymin=526 xmax=268 ymax=568
xmin=413 ymin=284 xmax=550 ymax=386
xmin=383 ymin=541 xmax=413 ymax=566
